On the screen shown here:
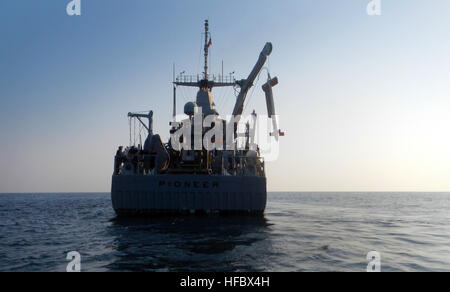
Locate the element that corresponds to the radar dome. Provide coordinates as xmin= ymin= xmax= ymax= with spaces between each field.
xmin=184 ymin=102 xmax=198 ymax=116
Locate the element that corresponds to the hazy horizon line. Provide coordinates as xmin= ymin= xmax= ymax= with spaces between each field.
xmin=1 ymin=191 xmax=450 ymax=195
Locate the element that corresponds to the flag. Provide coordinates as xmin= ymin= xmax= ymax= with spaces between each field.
xmin=207 ymin=38 xmax=212 ymax=48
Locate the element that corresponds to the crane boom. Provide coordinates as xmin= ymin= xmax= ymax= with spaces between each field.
xmin=232 ymin=42 xmax=273 ymax=117
xmin=262 ymin=75 xmax=284 ymax=140
xmin=128 ymin=111 xmax=153 ymax=135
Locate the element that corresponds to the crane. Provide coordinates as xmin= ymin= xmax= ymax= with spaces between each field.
xmin=232 ymin=42 xmax=284 ymax=140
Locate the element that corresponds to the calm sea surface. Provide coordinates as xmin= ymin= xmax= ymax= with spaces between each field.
xmin=0 ymin=192 xmax=449 ymax=272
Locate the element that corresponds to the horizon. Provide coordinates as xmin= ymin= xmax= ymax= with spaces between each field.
xmin=2 ymin=191 xmax=450 ymax=195
xmin=1 ymin=1 xmax=450 ymax=193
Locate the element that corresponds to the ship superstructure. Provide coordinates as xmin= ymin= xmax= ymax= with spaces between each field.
xmin=111 ymin=20 xmax=283 ymax=216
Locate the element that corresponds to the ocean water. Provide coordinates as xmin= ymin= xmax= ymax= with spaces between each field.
xmin=0 ymin=192 xmax=449 ymax=272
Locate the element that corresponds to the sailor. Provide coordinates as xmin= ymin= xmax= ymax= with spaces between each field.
xmin=114 ymin=146 xmax=125 ymax=175
xmin=128 ymin=146 xmax=139 ymax=174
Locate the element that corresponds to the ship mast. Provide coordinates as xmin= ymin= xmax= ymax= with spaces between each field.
xmin=204 ymin=20 xmax=209 ymax=80
xmin=173 ymin=20 xmax=235 ymax=89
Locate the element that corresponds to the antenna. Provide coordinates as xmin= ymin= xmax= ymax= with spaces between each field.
xmin=173 ymin=63 xmax=176 ymax=120
xmin=173 ymin=63 xmax=175 ymax=83
xmin=173 ymin=21 xmax=235 ymax=89
xmin=204 ymin=19 xmax=209 ymax=80
xmin=173 ymin=85 xmax=177 ymax=120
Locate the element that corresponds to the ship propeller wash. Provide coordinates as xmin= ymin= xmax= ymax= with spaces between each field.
xmin=111 ymin=20 xmax=283 ymax=216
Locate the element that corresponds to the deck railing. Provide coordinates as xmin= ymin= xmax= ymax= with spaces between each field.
xmin=115 ymin=153 xmax=265 ymax=177
xmin=175 ymin=74 xmax=236 ymax=84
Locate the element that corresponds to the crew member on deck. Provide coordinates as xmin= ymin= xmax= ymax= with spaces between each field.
xmin=114 ymin=146 xmax=125 ymax=175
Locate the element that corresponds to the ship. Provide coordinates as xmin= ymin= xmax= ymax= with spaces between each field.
xmin=111 ymin=20 xmax=283 ymax=216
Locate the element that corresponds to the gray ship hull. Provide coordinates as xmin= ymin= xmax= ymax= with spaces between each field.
xmin=111 ymin=174 xmax=267 ymax=216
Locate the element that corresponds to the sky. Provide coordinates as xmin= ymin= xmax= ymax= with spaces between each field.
xmin=0 ymin=0 xmax=450 ymax=193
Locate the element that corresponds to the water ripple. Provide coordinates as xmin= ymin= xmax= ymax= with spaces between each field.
xmin=0 ymin=192 xmax=450 ymax=271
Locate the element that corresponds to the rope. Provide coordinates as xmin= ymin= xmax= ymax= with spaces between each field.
xmin=133 ymin=118 xmax=136 ymax=146
xmin=198 ymin=31 xmax=203 ymax=76
xmin=138 ymin=122 xmax=143 ymax=148
xmin=214 ymin=86 xmax=226 ymax=110
xmin=129 ymin=117 xmax=132 ymax=146
xmin=219 ymin=86 xmax=232 ymax=112
xmin=243 ymin=67 xmax=268 ymax=114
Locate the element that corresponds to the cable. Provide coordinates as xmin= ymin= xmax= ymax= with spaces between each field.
xmin=133 ymin=118 xmax=137 ymax=146
xmin=129 ymin=117 xmax=132 ymax=146
xmin=139 ymin=122 xmax=143 ymax=148
xmin=243 ymin=67 xmax=267 ymax=114
xmin=198 ymin=30 xmax=203 ymax=75
xmin=219 ymin=86 xmax=232 ymax=111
